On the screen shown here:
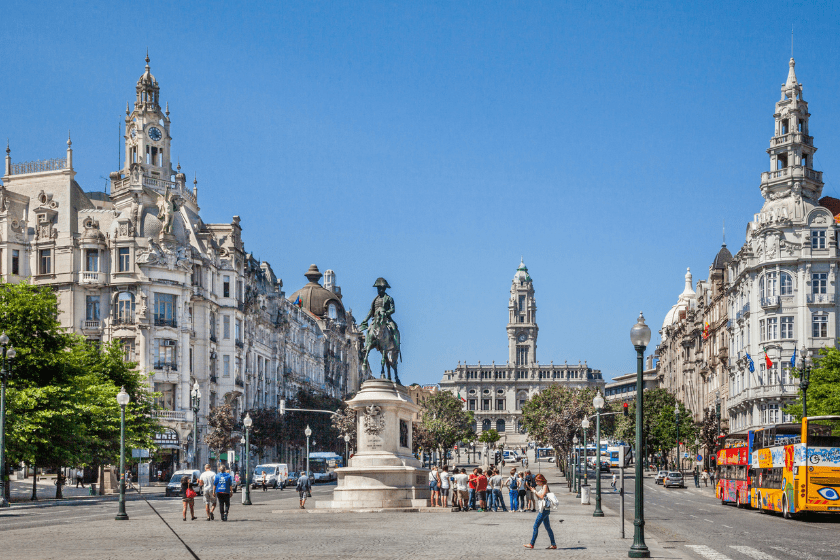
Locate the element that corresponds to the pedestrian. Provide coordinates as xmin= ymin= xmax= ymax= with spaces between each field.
xmin=709 ymin=470 xmax=715 ymax=486
xmin=453 ymin=468 xmax=469 ymax=512
xmin=181 ymin=475 xmax=197 ymax=521
xmin=525 ymin=470 xmax=536 ymax=512
xmin=468 ymin=468 xmax=478 ymax=511
xmin=693 ymin=468 xmax=700 ymax=488
xmin=611 ymin=473 xmax=617 ymax=492
xmin=297 ymin=470 xmax=312 ymax=509
xmin=506 ymin=468 xmax=519 ymax=512
xmin=234 ymin=471 xmax=241 ymax=491
xmin=440 ymin=466 xmax=451 ymax=507
xmin=517 ymin=472 xmax=527 ymax=512
xmin=491 ymin=468 xmax=507 ymax=512
xmin=429 ymin=466 xmax=440 ymax=507
xmin=125 ymin=470 xmax=133 ymax=490
xmin=486 ymin=468 xmax=497 ymax=511
xmin=198 ymin=464 xmax=217 ymax=521
xmin=75 ymin=469 xmax=85 ymax=488
xmin=261 ymin=470 xmax=267 ymax=492
xmin=523 ymin=474 xmax=558 ymax=549
xmin=702 ymin=470 xmax=709 ymax=487
xmin=476 ymin=468 xmax=488 ymax=512
xmin=214 ymin=465 xmax=233 ymax=521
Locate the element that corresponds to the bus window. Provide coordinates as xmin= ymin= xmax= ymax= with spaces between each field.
xmin=807 ymin=423 xmax=840 ymax=447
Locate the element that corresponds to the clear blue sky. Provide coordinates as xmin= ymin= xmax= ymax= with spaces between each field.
xmin=3 ymin=1 xmax=840 ymax=385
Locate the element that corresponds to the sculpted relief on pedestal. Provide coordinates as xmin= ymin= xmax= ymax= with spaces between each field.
xmin=362 ymin=405 xmax=385 ymax=435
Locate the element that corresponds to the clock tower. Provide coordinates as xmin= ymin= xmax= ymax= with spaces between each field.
xmin=124 ymin=53 xmax=173 ymax=177
xmin=507 ymin=259 xmax=538 ymax=366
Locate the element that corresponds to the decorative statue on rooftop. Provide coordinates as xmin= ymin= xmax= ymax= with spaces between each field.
xmin=157 ymin=184 xmax=178 ymax=238
xmin=359 ymin=277 xmax=402 ymax=384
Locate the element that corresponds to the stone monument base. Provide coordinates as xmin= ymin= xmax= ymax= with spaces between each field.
xmin=316 ymin=379 xmax=430 ymax=511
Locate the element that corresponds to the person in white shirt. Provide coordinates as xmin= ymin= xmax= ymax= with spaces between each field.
xmin=453 ymin=468 xmax=470 ymax=511
xmin=611 ymin=473 xmax=617 ymax=492
xmin=440 ymin=466 xmax=451 ymax=507
xmin=198 ymin=464 xmax=217 ymax=521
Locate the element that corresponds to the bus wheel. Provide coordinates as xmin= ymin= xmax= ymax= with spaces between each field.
xmin=783 ymin=495 xmax=792 ymax=520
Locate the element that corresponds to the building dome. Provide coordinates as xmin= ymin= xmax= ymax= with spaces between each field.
xmin=661 ymin=268 xmax=696 ymax=331
xmin=712 ymin=243 xmax=733 ymax=270
xmin=289 ymin=264 xmax=346 ymax=320
xmin=513 ymin=258 xmax=531 ymax=283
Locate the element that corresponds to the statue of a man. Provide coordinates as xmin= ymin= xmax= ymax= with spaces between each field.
xmin=359 ymin=277 xmax=402 ymax=382
xmin=157 ymin=185 xmax=177 ymax=235
xmin=360 ymin=277 xmax=400 ymax=349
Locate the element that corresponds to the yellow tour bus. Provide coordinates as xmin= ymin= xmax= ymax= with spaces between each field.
xmin=750 ymin=416 xmax=840 ymax=518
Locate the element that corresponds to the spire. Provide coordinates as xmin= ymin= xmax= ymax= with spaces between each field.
xmin=785 ymin=57 xmax=798 ymax=89
xmin=165 ymin=101 xmax=169 ymax=116
xmin=722 ymin=219 xmax=726 ymax=246
xmin=125 ymin=101 xmax=130 ymax=115
xmin=145 ymin=48 xmax=150 ymax=69
xmin=67 ymin=130 xmax=72 ymax=147
xmin=678 ymin=267 xmax=696 ymax=301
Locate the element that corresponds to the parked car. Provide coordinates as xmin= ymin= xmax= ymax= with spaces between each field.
xmin=286 ymin=472 xmax=299 ymax=486
xmin=663 ymin=471 xmax=685 ymax=488
xmin=165 ymin=469 xmax=200 ymax=497
xmin=654 ymin=470 xmax=668 ymax=485
xmin=600 ymin=460 xmax=611 ymax=472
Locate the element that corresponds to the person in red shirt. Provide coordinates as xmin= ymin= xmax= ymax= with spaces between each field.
xmin=468 ymin=468 xmax=478 ymax=511
xmin=476 ymin=468 xmax=489 ymax=512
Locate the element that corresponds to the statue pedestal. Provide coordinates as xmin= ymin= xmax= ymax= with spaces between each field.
xmin=317 ymin=379 xmax=430 ymax=511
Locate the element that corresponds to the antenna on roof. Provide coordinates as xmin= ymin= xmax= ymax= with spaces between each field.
xmin=723 ymin=219 xmax=726 ymax=245
xmin=791 ymin=24 xmax=794 ymax=58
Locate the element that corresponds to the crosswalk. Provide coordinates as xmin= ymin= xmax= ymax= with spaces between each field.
xmin=685 ymin=544 xmax=821 ymax=560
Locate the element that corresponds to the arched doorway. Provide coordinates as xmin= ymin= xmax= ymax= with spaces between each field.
xmin=496 ymin=419 xmax=506 ymax=433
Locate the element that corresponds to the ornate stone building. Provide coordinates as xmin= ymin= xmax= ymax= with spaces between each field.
xmin=0 ymin=56 xmax=363 ymax=477
xmin=726 ymin=58 xmax=834 ymax=433
xmin=439 ymin=260 xmax=604 ymax=447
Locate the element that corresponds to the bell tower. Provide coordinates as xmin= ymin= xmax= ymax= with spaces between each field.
xmin=124 ymin=53 xmax=173 ymax=177
xmin=507 ymin=259 xmax=538 ymax=365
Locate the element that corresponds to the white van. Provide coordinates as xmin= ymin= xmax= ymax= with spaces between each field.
xmin=503 ymin=450 xmax=524 ymax=463
xmin=251 ymin=463 xmax=289 ymax=489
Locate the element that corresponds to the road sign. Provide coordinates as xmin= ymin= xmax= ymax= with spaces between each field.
xmin=696 ymin=454 xmax=702 ymax=462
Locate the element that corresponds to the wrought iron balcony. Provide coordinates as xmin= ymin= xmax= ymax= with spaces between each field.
xmin=760 ymin=296 xmax=781 ymax=308
xmin=152 ymin=410 xmax=187 ymax=421
xmin=154 ymin=316 xmax=177 ymax=328
xmin=154 ymin=361 xmax=178 ymax=371
xmin=807 ymin=293 xmax=835 ymax=305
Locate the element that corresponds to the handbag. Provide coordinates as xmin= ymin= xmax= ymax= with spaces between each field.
xmin=546 ymin=492 xmax=559 ymax=510
xmin=306 ymin=489 xmax=312 ymax=497
xmin=185 ymin=487 xmax=197 ymax=499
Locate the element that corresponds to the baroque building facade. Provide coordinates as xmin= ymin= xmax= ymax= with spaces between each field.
xmin=439 ymin=260 xmax=605 ymax=447
xmin=725 ymin=58 xmax=834 ymax=433
xmin=0 ymin=56 xmax=364 ymax=477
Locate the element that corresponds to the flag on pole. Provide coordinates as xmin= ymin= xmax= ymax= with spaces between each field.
xmin=703 ymin=322 xmax=710 ymax=340
xmin=746 ymin=352 xmax=755 ymax=373
xmin=763 ymin=347 xmax=773 ymax=368
xmin=790 ymin=347 xmax=797 ymax=369
xmin=294 ymin=296 xmax=302 ymax=307
xmin=457 ymin=392 xmax=466 ymax=402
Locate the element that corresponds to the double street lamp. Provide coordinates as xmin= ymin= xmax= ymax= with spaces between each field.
xmin=305 ymin=425 xmax=312 ymax=477
xmin=629 ymin=312 xmax=651 ymax=558
xmin=190 ymin=381 xmax=201 ymax=469
xmin=243 ymin=413 xmax=253 ymax=506
xmin=593 ymin=390 xmax=605 ymax=517
xmin=797 ymin=347 xmax=813 ymax=418
xmin=115 ymin=387 xmax=130 ymax=521
xmin=0 ymin=333 xmax=16 ymax=509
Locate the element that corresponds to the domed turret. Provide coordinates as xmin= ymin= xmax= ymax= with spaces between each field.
xmin=289 ymin=264 xmax=346 ymax=321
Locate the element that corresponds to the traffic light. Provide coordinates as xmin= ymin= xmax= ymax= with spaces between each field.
xmin=623 ymin=402 xmax=629 ymax=417
xmin=279 ymin=399 xmax=286 ymax=415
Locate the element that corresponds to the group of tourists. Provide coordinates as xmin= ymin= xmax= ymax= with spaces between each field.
xmin=180 ymin=464 xmax=234 ymax=522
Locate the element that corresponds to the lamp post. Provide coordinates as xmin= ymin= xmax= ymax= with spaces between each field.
xmin=715 ymin=391 xmax=721 ymax=457
xmin=0 ymin=333 xmax=16 ymax=509
xmin=305 ymin=425 xmax=312 ymax=478
xmin=573 ymin=435 xmax=580 ymax=497
xmin=243 ymin=413 xmax=252 ymax=505
xmin=115 ymin=387 xmax=130 ymax=521
xmin=629 ymin=312 xmax=651 ymax=558
xmin=190 ymin=381 xmax=201 ymax=469
xmin=798 ymin=347 xmax=813 ymax=418
xmin=674 ymin=402 xmax=680 ymax=474
xmin=239 ymin=436 xmax=245 ymax=475
xmin=344 ymin=434 xmax=351 ymax=466
xmin=593 ymin=390 xmax=605 ymax=517
xmin=581 ymin=417 xmax=590 ymax=487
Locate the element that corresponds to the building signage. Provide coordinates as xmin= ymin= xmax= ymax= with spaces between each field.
xmin=153 ymin=428 xmax=180 ymax=449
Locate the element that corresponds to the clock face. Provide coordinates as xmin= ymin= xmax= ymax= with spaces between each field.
xmin=148 ymin=127 xmax=163 ymax=141
xmin=518 ymin=333 xmax=527 ymax=342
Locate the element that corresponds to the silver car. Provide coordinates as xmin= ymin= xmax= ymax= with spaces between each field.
xmin=663 ymin=471 xmax=685 ymax=488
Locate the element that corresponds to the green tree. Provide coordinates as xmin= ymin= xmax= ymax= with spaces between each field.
xmin=785 ymin=346 xmax=840 ymax=419
xmin=244 ymin=407 xmax=285 ymax=464
xmin=478 ymin=428 xmax=500 ymax=447
xmin=283 ymin=390 xmax=343 ymax=453
xmin=418 ymin=391 xmax=475 ymax=460
xmin=205 ymin=403 xmax=238 ymax=463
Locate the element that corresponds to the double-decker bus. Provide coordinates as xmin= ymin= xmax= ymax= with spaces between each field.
xmin=715 ymin=433 xmax=750 ymax=507
xmin=750 ymin=416 xmax=840 ymax=518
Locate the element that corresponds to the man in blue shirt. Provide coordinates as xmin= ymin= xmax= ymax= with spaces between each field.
xmin=214 ymin=465 xmax=234 ymax=521
xmin=296 ymin=471 xmax=311 ymax=509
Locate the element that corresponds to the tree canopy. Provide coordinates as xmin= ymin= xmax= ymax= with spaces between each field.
xmin=785 ymin=346 xmax=840 ymax=419
xmin=417 ymin=391 xmax=475 ymax=456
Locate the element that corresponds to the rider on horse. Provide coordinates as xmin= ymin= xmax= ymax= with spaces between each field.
xmin=359 ymin=278 xmax=402 ymax=382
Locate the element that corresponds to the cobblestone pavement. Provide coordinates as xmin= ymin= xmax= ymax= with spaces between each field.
xmin=0 ymin=469 xmax=686 ymax=560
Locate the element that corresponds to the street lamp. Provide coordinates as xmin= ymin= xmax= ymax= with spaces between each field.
xmin=239 ymin=436 xmax=245 ymax=474
xmin=243 ymin=413 xmax=253 ymax=505
xmin=344 ymin=434 xmax=351 ymax=466
xmin=593 ymin=390 xmax=605 ymax=517
xmin=715 ymin=391 xmax=721 ymax=457
xmin=115 ymin=387 xmax=130 ymax=521
xmin=581 ymin=417 xmax=590 ymax=487
xmin=305 ymin=425 xmax=312 ymax=478
xmin=797 ymin=347 xmax=813 ymax=418
xmin=629 ymin=312 xmax=651 ymax=558
xmin=573 ymin=435 xmax=579 ymax=497
xmin=0 ymin=334 xmax=16 ymax=509
xmin=674 ymin=402 xmax=680 ymax=474
xmin=190 ymin=381 xmax=201 ymax=469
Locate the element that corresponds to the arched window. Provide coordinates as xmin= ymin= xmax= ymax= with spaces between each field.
xmin=328 ymin=303 xmax=338 ymax=319
xmin=496 ymin=419 xmax=506 ymax=433
xmin=482 ymin=419 xmax=491 ymax=432
xmin=780 ymin=272 xmax=793 ymax=295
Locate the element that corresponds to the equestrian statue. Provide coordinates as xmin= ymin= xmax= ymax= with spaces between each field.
xmin=359 ymin=277 xmax=402 ymax=384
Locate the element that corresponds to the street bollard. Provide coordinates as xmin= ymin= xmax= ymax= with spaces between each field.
xmin=581 ymin=484 xmax=591 ymax=505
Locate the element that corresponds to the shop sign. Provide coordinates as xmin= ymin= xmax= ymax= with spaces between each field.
xmin=153 ymin=428 xmax=180 ymax=449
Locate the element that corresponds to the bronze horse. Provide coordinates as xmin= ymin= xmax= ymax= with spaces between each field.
xmin=361 ymin=312 xmax=401 ymax=384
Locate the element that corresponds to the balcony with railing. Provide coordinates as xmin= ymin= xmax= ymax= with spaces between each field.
xmin=10 ymin=157 xmax=68 ymax=175
xmin=770 ymin=132 xmax=814 ymax=147
xmin=761 ymin=165 xmax=823 ymax=184
xmin=82 ymin=319 xmax=101 ymax=331
xmin=154 ymin=361 xmax=178 ymax=371
xmin=728 ymin=383 xmax=799 ymax=410
xmin=154 ymin=315 xmax=177 ymax=328
xmin=760 ymin=296 xmax=781 ymax=309
xmin=81 ymin=271 xmax=104 ymax=284
xmin=152 ymin=409 xmax=188 ymax=421
xmin=807 ymin=293 xmax=835 ymax=305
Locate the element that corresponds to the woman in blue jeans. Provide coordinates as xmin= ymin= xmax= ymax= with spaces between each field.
xmin=524 ymin=474 xmax=558 ymax=549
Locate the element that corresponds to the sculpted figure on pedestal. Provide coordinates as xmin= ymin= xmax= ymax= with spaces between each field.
xmin=359 ymin=278 xmax=402 ymax=384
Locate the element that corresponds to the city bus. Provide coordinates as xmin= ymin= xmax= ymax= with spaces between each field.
xmin=750 ymin=416 xmax=840 ymax=518
xmin=308 ymin=452 xmax=343 ymax=483
xmin=715 ymin=433 xmax=750 ymax=507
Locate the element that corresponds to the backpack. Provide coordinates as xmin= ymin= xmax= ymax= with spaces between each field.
xmin=509 ymin=476 xmax=518 ymax=490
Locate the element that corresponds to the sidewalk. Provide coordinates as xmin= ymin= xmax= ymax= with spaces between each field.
xmin=8 ymin=477 xmax=165 ymax=509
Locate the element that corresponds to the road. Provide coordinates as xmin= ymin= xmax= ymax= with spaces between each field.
xmin=591 ymin=468 xmax=840 ymax=560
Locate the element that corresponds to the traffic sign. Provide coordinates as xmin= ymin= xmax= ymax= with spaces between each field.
xmin=696 ymin=454 xmax=702 ymax=462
